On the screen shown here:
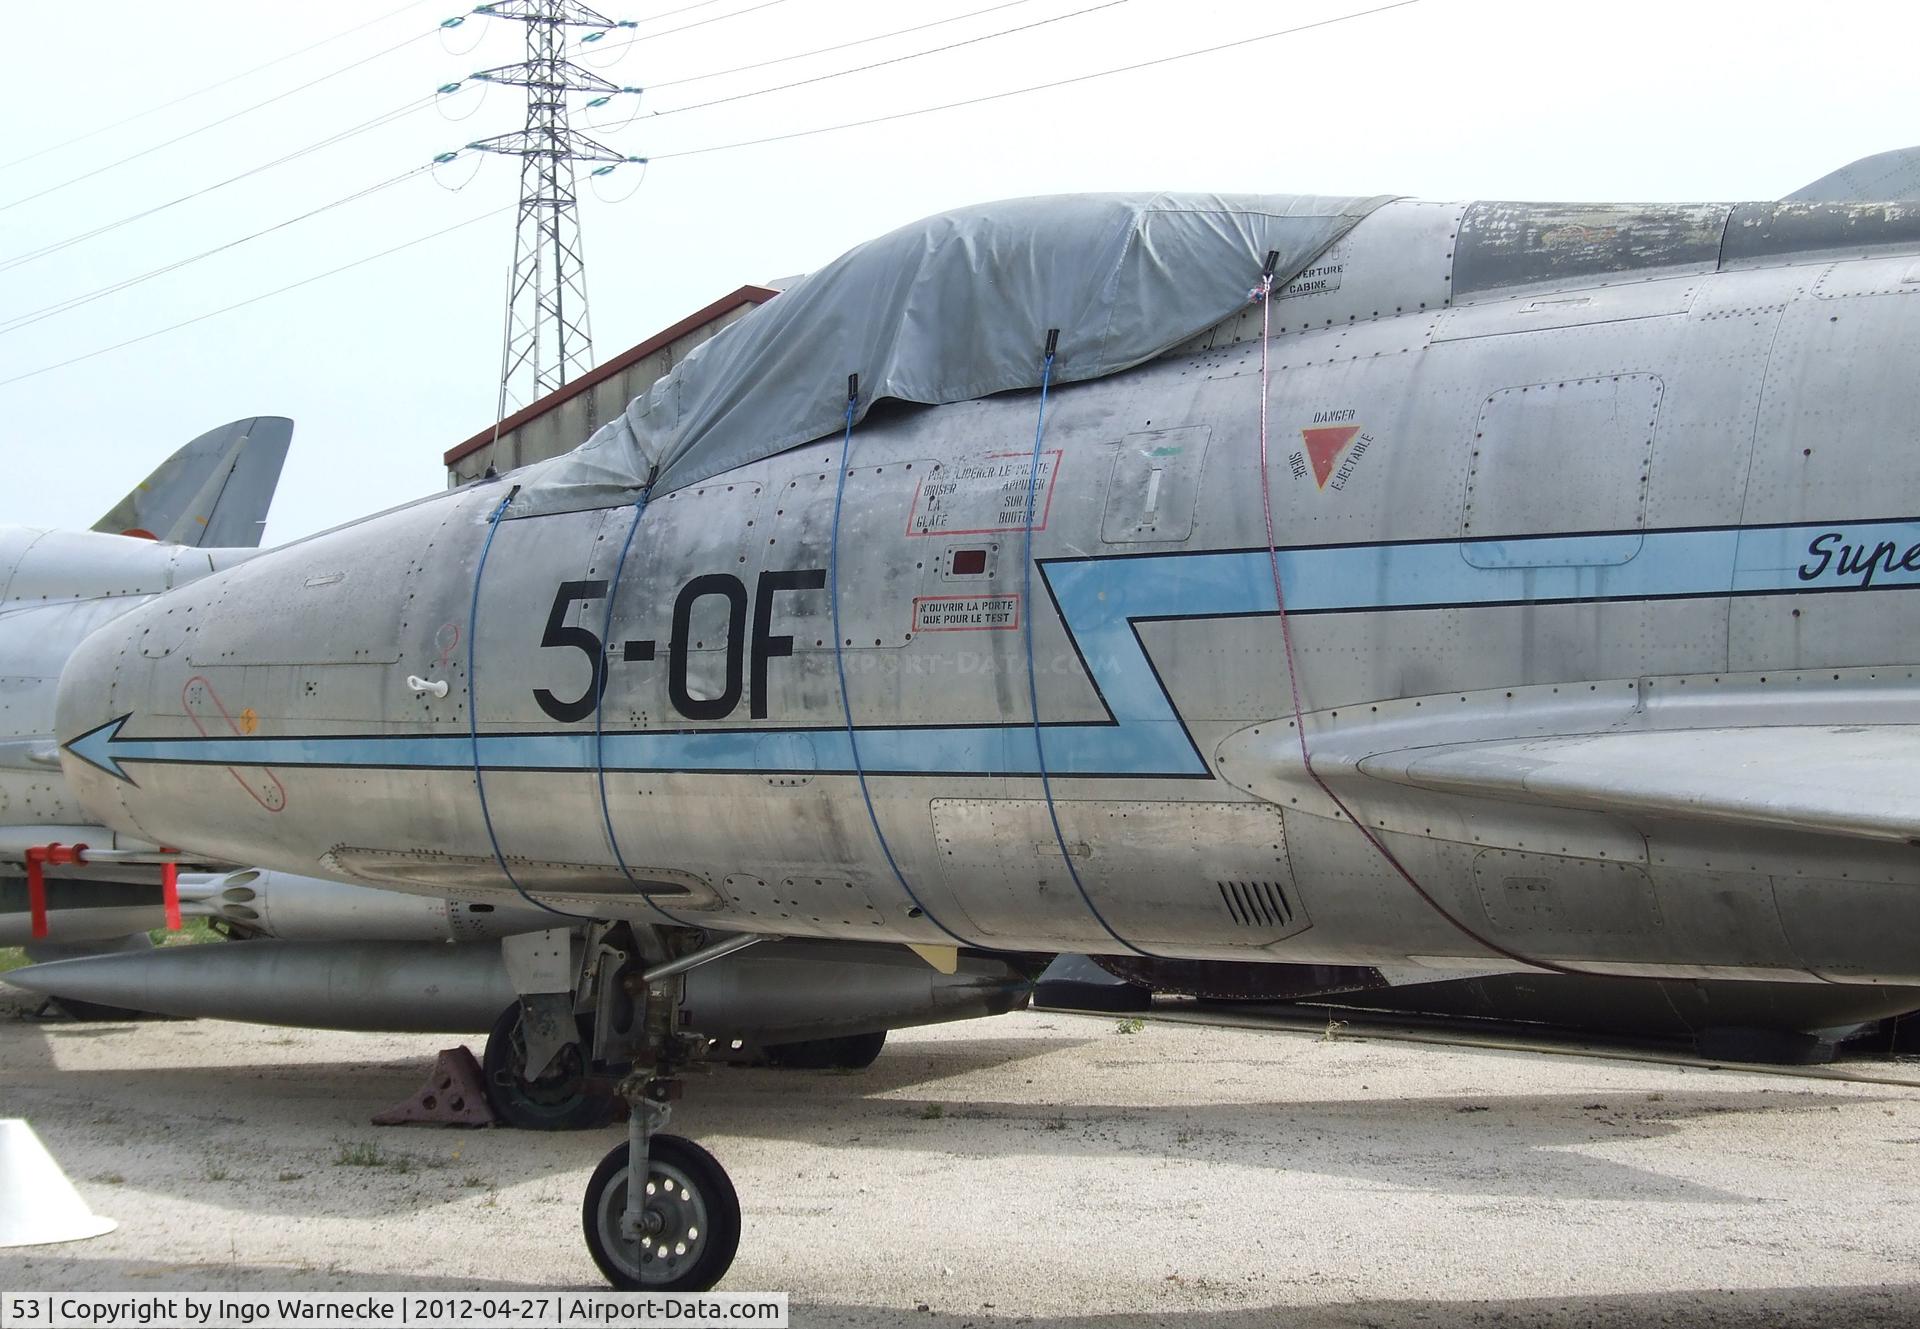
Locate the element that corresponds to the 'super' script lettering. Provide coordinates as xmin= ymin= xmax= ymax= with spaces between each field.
xmin=1798 ymin=530 xmax=1920 ymax=587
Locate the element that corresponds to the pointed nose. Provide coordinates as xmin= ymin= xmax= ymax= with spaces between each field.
xmin=54 ymin=594 xmax=152 ymax=842
xmin=53 ymin=544 xmax=326 ymax=872
xmin=53 ymin=488 xmax=484 ymax=884
xmin=54 ymin=544 xmax=337 ymax=873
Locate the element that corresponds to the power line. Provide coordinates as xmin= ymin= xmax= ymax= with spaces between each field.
xmin=624 ymin=0 xmax=736 ymax=23
xmin=650 ymin=0 xmax=1422 ymax=161
xmin=572 ymin=0 xmax=793 ymax=56
xmin=7 ymin=1 xmax=1093 ymax=318
xmin=0 ymin=95 xmax=437 ymax=275
xmin=0 ymin=0 xmax=438 ymax=173
xmin=0 ymin=207 xmax=511 ymax=390
xmin=0 ymin=164 xmax=439 ymax=336
xmin=0 ymin=26 xmax=437 ymax=216
xmin=642 ymin=0 xmax=1129 ymax=121
xmin=0 ymin=0 xmax=1424 ymax=390
xmin=645 ymin=0 xmax=1044 ymax=92
xmin=0 ymin=0 xmax=1066 ymax=274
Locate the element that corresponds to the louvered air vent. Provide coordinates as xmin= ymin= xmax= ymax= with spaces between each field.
xmin=1217 ymin=879 xmax=1293 ymax=929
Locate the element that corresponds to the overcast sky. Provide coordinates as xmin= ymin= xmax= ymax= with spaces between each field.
xmin=1 ymin=0 xmax=1913 ymax=545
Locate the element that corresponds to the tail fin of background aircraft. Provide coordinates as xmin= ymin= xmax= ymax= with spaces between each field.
xmin=1785 ymin=145 xmax=1920 ymax=203
xmin=90 ymin=416 xmax=293 ymax=548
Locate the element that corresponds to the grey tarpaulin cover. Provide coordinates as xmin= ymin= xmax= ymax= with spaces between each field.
xmin=515 ymin=191 xmax=1393 ymax=513
xmin=1785 ymin=145 xmax=1920 ymax=203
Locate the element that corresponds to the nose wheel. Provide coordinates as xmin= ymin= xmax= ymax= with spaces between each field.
xmin=583 ymin=1129 xmax=740 ymax=1290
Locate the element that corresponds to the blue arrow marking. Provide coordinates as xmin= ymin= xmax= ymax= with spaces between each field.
xmin=65 ymin=714 xmax=136 ymax=783
xmin=61 ymin=519 xmax=1920 ymax=783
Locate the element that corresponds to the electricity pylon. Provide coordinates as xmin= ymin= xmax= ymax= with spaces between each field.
xmin=467 ymin=0 xmax=638 ymax=417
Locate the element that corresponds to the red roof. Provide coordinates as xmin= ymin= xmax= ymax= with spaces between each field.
xmin=443 ymin=283 xmax=779 ymax=468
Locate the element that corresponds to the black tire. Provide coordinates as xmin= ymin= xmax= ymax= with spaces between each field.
xmin=762 ymin=1029 xmax=888 ymax=1070
xmin=482 ymin=1002 xmax=618 ymax=1131
xmin=583 ymin=1134 xmax=741 ymax=1291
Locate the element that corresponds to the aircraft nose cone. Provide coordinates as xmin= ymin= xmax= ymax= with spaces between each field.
xmin=51 ymin=488 xmax=475 ymax=883
xmin=52 ymin=560 xmax=291 ymax=864
xmin=52 ymin=560 xmax=300 ymax=871
xmin=53 ymin=600 xmax=147 ymax=835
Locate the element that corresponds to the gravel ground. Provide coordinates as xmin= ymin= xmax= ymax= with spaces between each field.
xmin=4 ymin=992 xmax=1919 ymax=1328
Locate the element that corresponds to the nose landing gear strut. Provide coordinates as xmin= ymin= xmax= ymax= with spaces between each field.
xmin=575 ymin=926 xmax=766 ymax=1291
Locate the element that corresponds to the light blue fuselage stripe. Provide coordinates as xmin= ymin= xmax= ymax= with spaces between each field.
xmin=82 ymin=520 xmax=1918 ymax=781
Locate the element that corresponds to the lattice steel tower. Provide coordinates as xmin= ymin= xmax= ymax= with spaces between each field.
xmin=468 ymin=0 xmax=637 ymax=417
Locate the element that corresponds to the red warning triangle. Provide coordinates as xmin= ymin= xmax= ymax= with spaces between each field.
xmin=1301 ymin=425 xmax=1360 ymax=489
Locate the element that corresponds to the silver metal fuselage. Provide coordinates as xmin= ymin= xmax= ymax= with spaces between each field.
xmin=55 ymin=197 xmax=1920 ymax=984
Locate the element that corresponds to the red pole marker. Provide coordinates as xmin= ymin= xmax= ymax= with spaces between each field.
xmin=25 ymin=849 xmax=47 ymax=940
xmin=161 ymin=861 xmax=181 ymax=932
xmin=24 ymin=843 xmax=88 ymax=939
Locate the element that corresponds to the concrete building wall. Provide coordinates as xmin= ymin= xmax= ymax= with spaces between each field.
xmin=445 ymin=285 xmax=776 ymax=485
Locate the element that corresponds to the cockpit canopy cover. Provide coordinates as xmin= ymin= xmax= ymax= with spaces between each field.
xmin=516 ymin=190 xmax=1392 ymax=512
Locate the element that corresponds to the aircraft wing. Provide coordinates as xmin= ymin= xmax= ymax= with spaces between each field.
xmin=1358 ymin=726 xmax=1920 ymax=844
xmin=91 ymin=416 xmax=293 ymax=548
xmin=1784 ymin=145 xmax=1920 ymax=203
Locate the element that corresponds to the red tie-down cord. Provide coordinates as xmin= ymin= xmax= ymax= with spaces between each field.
xmin=24 ymin=843 xmax=181 ymax=940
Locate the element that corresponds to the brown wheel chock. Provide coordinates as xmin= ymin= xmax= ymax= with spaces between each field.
xmin=371 ymin=1046 xmax=499 ymax=1127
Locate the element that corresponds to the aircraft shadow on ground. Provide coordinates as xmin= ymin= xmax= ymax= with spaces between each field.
xmin=0 ymin=1003 xmax=152 ymax=1072
xmin=823 ymin=1282 xmax=1920 ymax=1329
xmin=0 ymin=1031 xmax=1084 ymax=1220
xmin=11 ymin=1264 xmax=1910 ymax=1324
xmin=700 ymin=1079 xmax=1863 ymax=1206
xmin=3 ymin=1021 xmax=1888 ymax=1219
xmin=0 ymin=1258 xmax=586 ymax=1293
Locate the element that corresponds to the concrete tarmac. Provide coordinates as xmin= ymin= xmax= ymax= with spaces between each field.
xmin=3 ymin=997 xmax=1918 ymax=1327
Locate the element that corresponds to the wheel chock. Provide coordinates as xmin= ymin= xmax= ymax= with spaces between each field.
xmin=372 ymin=1047 xmax=499 ymax=1127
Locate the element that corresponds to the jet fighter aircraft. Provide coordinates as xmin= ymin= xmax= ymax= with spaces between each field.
xmin=51 ymin=183 xmax=1920 ymax=1290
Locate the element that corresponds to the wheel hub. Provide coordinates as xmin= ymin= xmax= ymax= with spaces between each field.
xmin=511 ymin=1032 xmax=585 ymax=1106
xmin=604 ymin=1159 xmax=709 ymax=1283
